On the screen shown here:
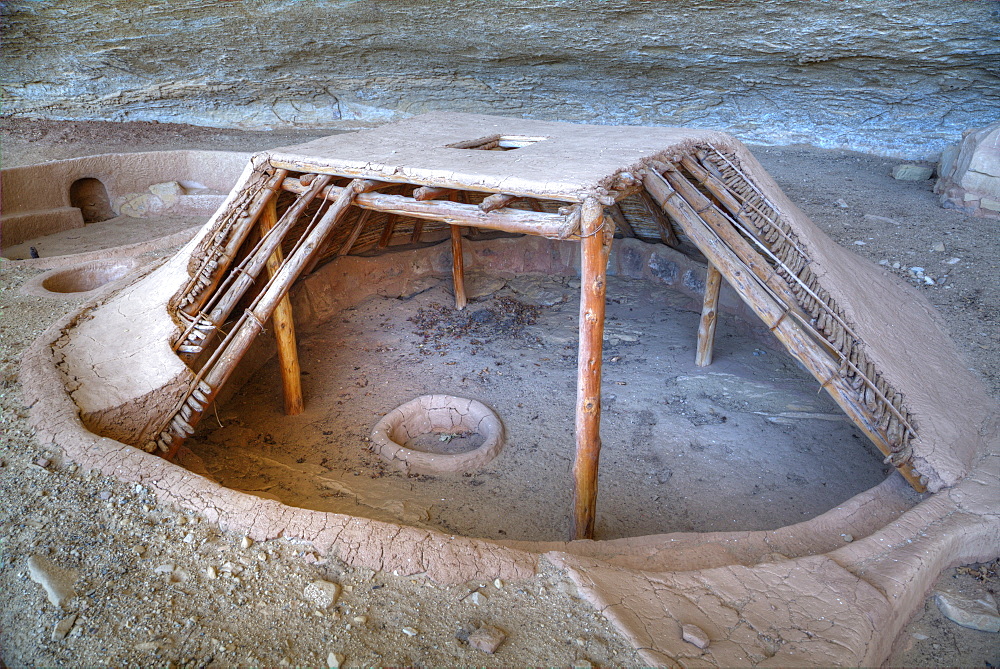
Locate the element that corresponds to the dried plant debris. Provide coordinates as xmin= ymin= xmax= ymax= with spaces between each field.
xmin=956 ymin=559 xmax=999 ymax=583
xmin=409 ymin=296 xmax=541 ymax=353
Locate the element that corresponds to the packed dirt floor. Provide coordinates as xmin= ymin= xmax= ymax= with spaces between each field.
xmin=1 ymin=118 xmax=998 ymax=666
xmin=192 ymin=273 xmax=897 ymax=543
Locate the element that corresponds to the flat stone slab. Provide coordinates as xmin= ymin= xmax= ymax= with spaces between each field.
xmin=935 ymin=588 xmax=1000 ymax=633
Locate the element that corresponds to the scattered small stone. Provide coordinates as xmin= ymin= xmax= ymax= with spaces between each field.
xmin=464 ymin=591 xmax=487 ymax=606
xmin=912 ymin=632 xmax=929 ymax=641
xmin=572 ymin=659 xmax=594 ymax=669
xmin=934 ymin=589 xmax=1000 ymax=632
xmin=182 ymin=532 xmax=195 ymax=544
xmin=27 ymin=555 xmax=77 ymax=608
xmin=945 ymin=257 xmax=961 ymax=265
xmin=841 ymin=533 xmax=854 ymax=543
xmin=401 ymin=626 xmax=419 ymax=637
xmin=682 ymin=623 xmax=711 ymax=649
xmin=834 ymin=198 xmax=849 ymax=209
xmin=891 ymin=164 xmax=934 ymax=181
xmin=257 ymin=552 xmax=267 ymax=562
xmin=853 ymin=240 xmax=866 ymax=246
xmin=879 ymin=259 xmax=889 ymax=266
xmin=931 ymin=241 xmax=946 ymax=252
xmin=468 ymin=624 xmax=506 ymax=653
xmin=506 ymin=276 xmax=567 ymax=306
xmin=494 ymin=578 xmax=503 ymax=589
xmin=135 ymin=545 xmax=147 ymax=557
xmin=326 ymin=652 xmax=344 ymax=668
xmin=33 ymin=457 xmax=51 ymax=469
xmin=240 ymin=536 xmax=253 ymax=549
xmin=135 ymin=641 xmax=159 ymax=652
xmin=51 ymin=613 xmax=77 ymax=641
xmin=205 ymin=566 xmax=218 ymax=579
xmin=303 ymin=580 xmax=341 ymax=609
xmin=923 ymin=276 xmax=936 ymax=285
xmin=353 ymin=615 xmax=368 ymax=625
xmin=98 ymin=491 xmax=113 ymax=501
xmin=909 ymin=266 xmax=925 ymax=276
xmin=153 ymin=563 xmax=175 ymax=574
xmin=864 ymin=214 xmax=900 ymax=226
xmin=892 ymin=262 xmax=901 ymax=269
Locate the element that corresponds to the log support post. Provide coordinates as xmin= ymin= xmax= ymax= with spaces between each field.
xmin=696 ymin=263 xmax=723 ymax=367
xmin=259 ymin=199 xmax=304 ymax=415
xmin=450 ymin=224 xmax=467 ymax=310
xmin=571 ymin=197 xmax=614 ymax=540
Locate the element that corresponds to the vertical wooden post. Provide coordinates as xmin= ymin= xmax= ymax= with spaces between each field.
xmin=260 ymin=199 xmax=304 ymax=416
xmin=696 ymin=263 xmax=723 ymax=367
xmin=450 ymin=224 xmax=468 ymax=310
xmin=378 ymin=214 xmax=397 ymax=248
xmin=571 ymin=199 xmax=614 ymax=540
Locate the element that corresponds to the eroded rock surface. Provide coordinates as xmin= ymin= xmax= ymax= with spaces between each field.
xmin=4 ymin=0 xmax=998 ymax=157
xmin=935 ymin=120 xmax=1000 ymax=219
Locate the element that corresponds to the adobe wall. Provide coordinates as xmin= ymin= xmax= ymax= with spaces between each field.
xmin=3 ymin=0 xmax=998 ymax=158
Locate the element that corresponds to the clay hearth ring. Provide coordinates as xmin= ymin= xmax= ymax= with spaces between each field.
xmin=371 ymin=395 xmax=504 ymax=474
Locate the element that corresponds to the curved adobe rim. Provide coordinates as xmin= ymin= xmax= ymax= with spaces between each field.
xmin=20 ymin=258 xmax=999 ymax=667
xmin=21 ymin=288 xmax=999 ymax=667
xmin=371 ymin=395 xmax=505 ymax=474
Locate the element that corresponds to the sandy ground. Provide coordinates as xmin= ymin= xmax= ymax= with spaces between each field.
xmin=1 ymin=118 xmax=997 ymax=667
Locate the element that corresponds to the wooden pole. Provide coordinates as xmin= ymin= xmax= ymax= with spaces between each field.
xmin=179 ymin=168 xmax=288 ymax=317
xmin=259 ymin=199 xmax=304 ymax=415
xmin=378 ymin=214 xmax=397 ymax=249
xmin=158 ymin=180 xmax=373 ymax=457
xmin=607 ymin=203 xmax=636 ymax=238
xmin=413 ymin=186 xmax=455 ymax=201
xmin=175 ymin=174 xmax=332 ymax=360
xmin=337 ymin=208 xmax=373 ymax=257
xmin=658 ymin=167 xmax=807 ymax=316
xmin=696 ymin=263 xmax=723 ymax=367
xmin=280 ymin=179 xmax=581 ymax=240
xmin=410 ymin=220 xmax=425 ymax=244
xmin=639 ymin=189 xmax=680 ymax=247
xmin=571 ymin=198 xmax=614 ymax=540
xmin=479 ymin=192 xmax=521 ymax=213
xmin=450 ymin=224 xmax=467 ymax=310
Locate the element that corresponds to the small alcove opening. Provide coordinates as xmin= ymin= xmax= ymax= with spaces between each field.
xmin=70 ymin=177 xmax=115 ymax=224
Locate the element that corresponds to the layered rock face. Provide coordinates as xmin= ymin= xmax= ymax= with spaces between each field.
xmin=3 ymin=0 xmax=998 ymax=157
xmin=935 ymin=120 xmax=1000 ymax=218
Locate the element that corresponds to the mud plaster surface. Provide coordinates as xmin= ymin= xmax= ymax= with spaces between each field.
xmin=1 ymin=119 xmax=998 ymax=668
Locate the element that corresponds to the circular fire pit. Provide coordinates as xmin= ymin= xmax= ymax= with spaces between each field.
xmin=23 ymin=258 xmax=143 ymax=298
xmin=371 ymin=395 xmax=504 ymax=474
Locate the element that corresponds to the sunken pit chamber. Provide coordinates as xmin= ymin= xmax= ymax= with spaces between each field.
xmin=176 ymin=234 xmax=898 ymax=542
xmin=25 ymin=115 xmax=999 ymax=668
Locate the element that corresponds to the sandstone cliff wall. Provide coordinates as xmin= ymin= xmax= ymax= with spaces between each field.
xmin=3 ymin=0 xmax=998 ymax=158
